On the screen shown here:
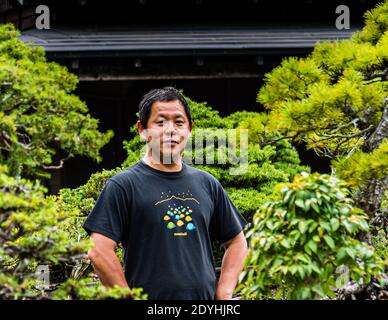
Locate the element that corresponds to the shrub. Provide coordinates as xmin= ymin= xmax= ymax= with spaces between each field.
xmin=0 ymin=164 xmax=146 ymax=299
xmin=0 ymin=24 xmax=113 ymax=179
xmin=236 ymin=172 xmax=385 ymax=300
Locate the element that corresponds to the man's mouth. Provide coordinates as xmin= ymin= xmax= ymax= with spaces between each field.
xmin=163 ymin=139 xmax=179 ymax=145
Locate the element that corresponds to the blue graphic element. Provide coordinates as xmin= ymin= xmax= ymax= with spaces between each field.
xmin=186 ymin=223 xmax=196 ymax=231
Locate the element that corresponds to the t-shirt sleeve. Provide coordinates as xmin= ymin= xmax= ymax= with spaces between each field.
xmin=82 ymin=178 xmax=129 ymax=244
xmin=210 ymin=180 xmax=248 ymax=244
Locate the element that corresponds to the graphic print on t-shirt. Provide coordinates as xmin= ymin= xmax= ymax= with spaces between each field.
xmin=154 ymin=190 xmax=199 ymax=237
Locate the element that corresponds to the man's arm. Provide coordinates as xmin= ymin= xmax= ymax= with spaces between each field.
xmin=87 ymin=232 xmax=129 ymax=289
xmin=215 ymin=231 xmax=248 ymax=300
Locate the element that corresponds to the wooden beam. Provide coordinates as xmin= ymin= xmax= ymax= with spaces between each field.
xmin=78 ymin=72 xmax=263 ymax=81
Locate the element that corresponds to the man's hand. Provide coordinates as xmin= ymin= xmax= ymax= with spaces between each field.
xmin=87 ymin=232 xmax=129 ymax=289
xmin=215 ymin=231 xmax=248 ymax=300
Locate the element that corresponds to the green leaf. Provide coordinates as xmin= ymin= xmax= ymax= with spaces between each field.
xmin=298 ymin=220 xmax=307 ymax=234
xmin=312 ymin=235 xmax=320 ymax=242
xmin=311 ymin=203 xmax=320 ymax=213
xmin=343 ymin=220 xmax=356 ymax=234
xmin=265 ymin=220 xmax=274 ymax=230
xmin=300 ymin=287 xmax=311 ymax=299
xmin=310 ymin=263 xmax=322 ymax=275
xmin=296 ymin=254 xmax=310 ymax=264
xmin=290 ymin=265 xmax=298 ymax=275
xmin=323 ymin=235 xmax=335 ymax=250
xmin=280 ymin=238 xmax=290 ymax=248
xmin=336 ymin=247 xmax=347 ymax=262
xmin=298 ymin=266 xmax=306 ymax=279
xmin=295 ymin=199 xmax=305 ymax=208
xmin=320 ymin=221 xmax=332 ymax=232
xmin=319 ymin=185 xmax=329 ymax=193
xmin=284 ymin=190 xmax=293 ymax=203
xmin=307 ymin=240 xmax=318 ymax=253
xmin=312 ymin=284 xmax=326 ymax=298
xmin=330 ymin=218 xmax=340 ymax=231
xmin=345 ymin=248 xmax=356 ymax=260
xmin=308 ymin=221 xmax=318 ymax=233
xmin=273 ymin=258 xmax=283 ymax=267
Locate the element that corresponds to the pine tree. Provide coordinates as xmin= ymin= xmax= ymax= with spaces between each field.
xmin=257 ymin=1 xmax=388 ymax=220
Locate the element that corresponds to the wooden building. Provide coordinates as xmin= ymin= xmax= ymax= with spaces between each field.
xmin=0 ymin=0 xmax=380 ymax=193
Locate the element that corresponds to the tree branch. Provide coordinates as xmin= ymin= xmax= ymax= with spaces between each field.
xmin=41 ymin=152 xmax=73 ymax=170
xmin=314 ymin=125 xmax=374 ymax=141
xmin=1 ymin=130 xmax=33 ymax=151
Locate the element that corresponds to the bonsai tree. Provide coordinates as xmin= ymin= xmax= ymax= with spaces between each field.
xmin=0 ymin=24 xmax=113 ymax=180
xmin=257 ymin=1 xmax=388 ymax=220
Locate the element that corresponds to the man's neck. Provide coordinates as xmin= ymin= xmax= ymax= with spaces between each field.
xmin=142 ymin=155 xmax=183 ymax=172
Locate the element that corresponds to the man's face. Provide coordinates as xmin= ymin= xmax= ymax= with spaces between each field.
xmin=138 ymin=100 xmax=192 ymax=163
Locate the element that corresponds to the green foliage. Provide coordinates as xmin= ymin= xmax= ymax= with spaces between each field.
xmin=0 ymin=163 xmax=85 ymax=298
xmin=236 ymin=172 xmax=385 ymax=300
xmin=0 ymin=24 xmax=20 ymax=41
xmin=333 ymin=138 xmax=388 ymax=188
xmin=226 ymin=188 xmax=269 ymax=218
xmin=0 ymin=24 xmax=113 ymax=179
xmin=0 ymin=164 xmax=86 ymax=265
xmin=0 ymin=164 xmax=145 ymax=299
xmin=372 ymin=228 xmax=387 ymax=267
xmin=371 ymin=189 xmax=387 ymax=264
xmin=253 ymin=2 xmax=388 ymax=247
xmin=52 ymin=278 xmax=148 ymax=300
xmin=236 ymin=112 xmax=271 ymax=144
xmin=257 ymin=1 xmax=388 ymax=165
xmin=186 ymin=95 xmax=227 ymax=128
xmin=260 ymin=56 xmax=386 ymax=156
xmin=354 ymin=1 xmax=388 ymax=44
xmin=258 ymin=57 xmax=328 ymax=109
xmin=0 ymin=23 xmax=142 ymax=299
xmin=223 ymin=111 xmax=263 ymax=129
xmin=58 ymin=167 xmax=122 ymax=218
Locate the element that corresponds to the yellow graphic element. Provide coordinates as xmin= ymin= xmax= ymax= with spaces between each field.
xmin=154 ymin=195 xmax=200 ymax=206
xmin=164 ymin=215 xmax=170 ymax=221
xmin=189 ymin=209 xmax=192 ymax=212
xmin=180 ymin=214 xmax=185 ymax=218
xmin=174 ymin=232 xmax=188 ymax=237
xmin=185 ymin=216 xmax=192 ymax=222
xmin=177 ymin=220 xmax=184 ymax=227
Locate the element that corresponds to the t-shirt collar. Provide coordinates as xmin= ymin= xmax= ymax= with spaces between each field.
xmin=139 ymin=159 xmax=187 ymax=177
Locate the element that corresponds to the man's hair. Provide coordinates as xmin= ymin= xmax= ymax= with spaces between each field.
xmin=138 ymin=87 xmax=192 ymax=128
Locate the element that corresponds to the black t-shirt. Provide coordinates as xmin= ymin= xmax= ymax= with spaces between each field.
xmin=83 ymin=160 xmax=248 ymax=300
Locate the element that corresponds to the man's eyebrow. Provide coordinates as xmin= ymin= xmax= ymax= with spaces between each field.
xmin=155 ymin=113 xmax=185 ymax=118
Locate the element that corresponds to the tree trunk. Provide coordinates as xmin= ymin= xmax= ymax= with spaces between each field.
xmin=362 ymin=98 xmax=388 ymax=153
xmin=355 ymin=99 xmax=388 ymax=221
xmin=354 ymin=176 xmax=387 ymax=219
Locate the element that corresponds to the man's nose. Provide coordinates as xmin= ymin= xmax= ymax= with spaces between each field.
xmin=163 ymin=121 xmax=177 ymax=135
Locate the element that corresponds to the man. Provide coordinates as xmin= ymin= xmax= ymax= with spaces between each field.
xmin=83 ymin=87 xmax=248 ymax=300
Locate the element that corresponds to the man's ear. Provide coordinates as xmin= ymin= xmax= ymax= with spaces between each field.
xmin=137 ymin=120 xmax=147 ymax=142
